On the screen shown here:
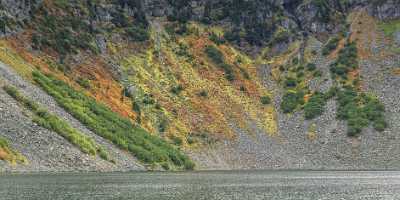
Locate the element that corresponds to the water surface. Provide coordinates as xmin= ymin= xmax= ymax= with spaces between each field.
xmin=0 ymin=170 xmax=399 ymax=200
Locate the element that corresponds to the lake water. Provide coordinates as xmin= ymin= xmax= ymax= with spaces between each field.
xmin=0 ymin=171 xmax=399 ymax=200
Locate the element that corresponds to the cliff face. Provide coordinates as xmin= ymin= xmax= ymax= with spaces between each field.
xmin=0 ymin=0 xmax=399 ymax=171
xmin=1 ymin=0 xmax=399 ymax=43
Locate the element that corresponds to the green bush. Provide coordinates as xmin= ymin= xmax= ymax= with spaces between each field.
xmin=221 ymin=64 xmax=235 ymax=81
xmin=158 ymin=119 xmax=168 ymax=133
xmin=126 ymin=26 xmax=150 ymax=42
xmin=76 ymin=77 xmax=91 ymax=89
xmin=306 ymin=63 xmax=317 ymax=71
xmin=32 ymin=71 xmax=194 ymax=170
xmin=281 ymin=91 xmax=305 ymax=113
xmin=170 ymin=85 xmax=184 ymax=95
xmin=132 ymin=101 xmax=141 ymax=114
xmin=304 ymin=93 xmax=326 ymax=119
xmin=209 ymin=32 xmax=225 ymax=45
xmin=336 ymin=88 xmax=387 ymax=136
xmin=170 ymin=136 xmax=183 ymax=146
xmin=224 ymin=29 xmax=241 ymax=42
xmin=296 ymin=71 xmax=305 ymax=78
xmin=284 ymin=78 xmax=297 ymax=88
xmin=167 ymin=23 xmax=189 ymax=35
xmin=292 ymin=57 xmax=299 ymax=65
xmin=260 ymin=96 xmax=271 ymax=105
xmin=205 ymin=45 xmax=224 ymax=65
xmin=373 ymin=116 xmax=387 ymax=132
xmin=198 ymin=90 xmax=208 ymax=97
xmin=142 ymin=94 xmax=156 ymax=105
xmin=322 ymin=36 xmax=340 ymax=56
xmin=330 ymin=41 xmax=358 ymax=79
xmin=324 ymin=86 xmax=338 ymax=99
xmin=270 ymin=29 xmax=290 ymax=46
xmin=205 ymin=45 xmax=235 ymax=81
xmin=98 ymin=147 xmax=110 ymax=161
xmin=313 ymin=70 xmax=323 ymax=77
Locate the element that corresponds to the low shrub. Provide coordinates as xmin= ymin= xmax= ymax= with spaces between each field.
xmin=306 ymin=63 xmax=317 ymax=71
xmin=292 ymin=57 xmax=299 ymax=65
xmin=142 ymin=94 xmax=156 ymax=105
xmin=260 ymin=96 xmax=271 ymax=105
xmin=205 ymin=45 xmax=235 ymax=81
xmin=132 ymin=101 xmax=141 ymax=114
xmin=165 ymin=22 xmax=189 ymax=36
xmin=209 ymin=32 xmax=225 ymax=45
xmin=313 ymin=70 xmax=323 ymax=77
xmin=324 ymin=86 xmax=338 ymax=99
xmin=322 ymin=36 xmax=340 ymax=56
xmin=158 ymin=119 xmax=168 ymax=133
xmin=281 ymin=90 xmax=305 ymax=113
xmin=198 ymin=90 xmax=208 ymax=97
xmin=284 ymin=78 xmax=297 ymax=88
xmin=205 ymin=45 xmax=224 ymax=65
xmin=170 ymin=136 xmax=183 ymax=146
xmin=170 ymin=85 xmax=184 ymax=95
xmin=76 ymin=77 xmax=90 ymax=89
xmin=270 ymin=29 xmax=290 ymax=46
xmin=126 ymin=26 xmax=150 ymax=42
xmin=330 ymin=41 xmax=358 ymax=79
xmin=304 ymin=92 xmax=326 ymax=119
xmin=224 ymin=29 xmax=241 ymax=42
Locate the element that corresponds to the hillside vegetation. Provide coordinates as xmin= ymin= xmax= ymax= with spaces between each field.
xmin=0 ymin=0 xmax=399 ymax=171
xmin=32 ymin=71 xmax=194 ymax=170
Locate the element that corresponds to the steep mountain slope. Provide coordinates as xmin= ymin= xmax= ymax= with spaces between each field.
xmin=0 ymin=0 xmax=399 ymax=171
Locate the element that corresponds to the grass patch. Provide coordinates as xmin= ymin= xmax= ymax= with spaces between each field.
xmin=32 ymin=71 xmax=194 ymax=170
xmin=3 ymin=85 xmax=112 ymax=161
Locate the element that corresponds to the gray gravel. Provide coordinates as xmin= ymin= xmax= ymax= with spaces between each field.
xmin=191 ymin=35 xmax=400 ymax=170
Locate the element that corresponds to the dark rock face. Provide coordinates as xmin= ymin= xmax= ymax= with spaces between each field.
xmin=293 ymin=1 xmax=343 ymax=35
xmin=0 ymin=0 xmax=42 ymax=36
xmin=1 ymin=0 xmax=399 ymax=42
xmin=367 ymin=0 xmax=400 ymax=20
